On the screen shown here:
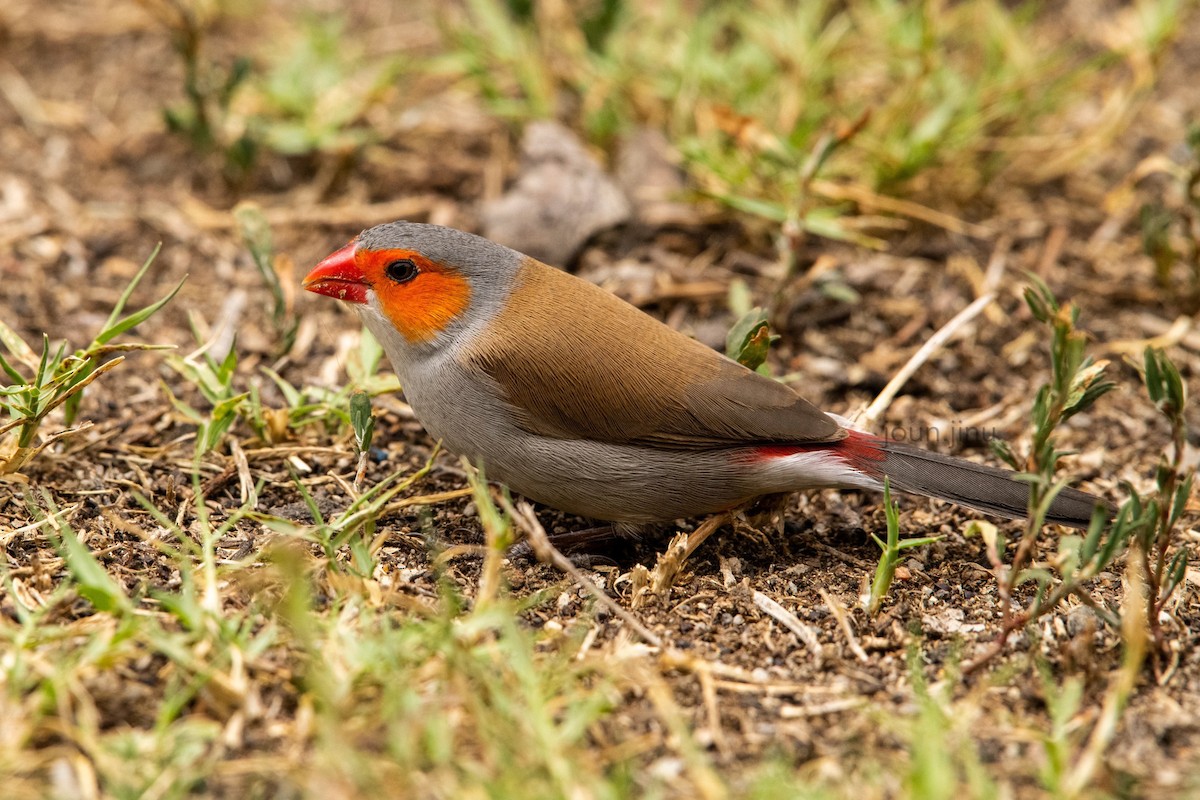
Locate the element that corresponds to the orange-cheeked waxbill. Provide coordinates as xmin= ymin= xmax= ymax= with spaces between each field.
xmin=303 ymin=222 xmax=1103 ymax=529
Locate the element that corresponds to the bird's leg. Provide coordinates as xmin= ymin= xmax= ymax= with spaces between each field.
xmin=508 ymin=520 xmax=647 ymax=564
xmin=740 ymin=492 xmax=791 ymax=536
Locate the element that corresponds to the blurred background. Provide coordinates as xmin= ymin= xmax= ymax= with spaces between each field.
xmin=3 ymin=0 xmax=1197 ymax=404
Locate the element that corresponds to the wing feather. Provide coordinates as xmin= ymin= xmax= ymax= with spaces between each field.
xmin=461 ymin=260 xmax=844 ymax=449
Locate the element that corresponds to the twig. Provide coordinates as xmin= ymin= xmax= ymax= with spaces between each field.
xmin=860 ymin=293 xmax=995 ymax=426
xmin=818 ymin=588 xmax=869 ymax=664
xmin=0 ymin=59 xmax=48 ymax=130
xmin=982 ymin=234 xmax=1012 ymax=296
xmin=638 ymin=514 xmax=731 ymax=606
xmin=696 ymin=664 xmax=729 ymax=756
xmin=810 ymin=179 xmax=994 ymax=238
xmin=810 ymin=540 xmax=874 ymax=570
xmin=639 ymin=668 xmax=727 ymax=800
xmin=507 ymin=499 xmax=663 ymax=649
xmin=682 ymin=513 xmax=731 ymax=561
xmin=752 ymin=590 xmax=822 ymax=662
xmin=1105 ymin=315 xmax=1192 ymax=356
xmin=179 ymin=194 xmax=439 ymax=230
xmin=649 ymin=533 xmax=690 ymax=598
xmin=1035 ymin=224 xmax=1068 ymax=277
xmin=229 ymin=439 xmax=256 ymax=510
xmin=382 ymin=488 xmax=473 ymax=515
xmin=780 ymin=697 xmax=868 ymax=718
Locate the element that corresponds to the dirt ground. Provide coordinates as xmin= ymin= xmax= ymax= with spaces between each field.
xmin=2 ymin=1 xmax=1200 ymax=797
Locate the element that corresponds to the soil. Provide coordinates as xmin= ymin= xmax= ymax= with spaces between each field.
xmin=2 ymin=1 xmax=1199 ymax=796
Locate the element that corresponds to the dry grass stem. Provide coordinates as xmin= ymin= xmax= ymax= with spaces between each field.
xmin=508 ymin=499 xmax=664 ymax=649
xmin=818 ymin=588 xmax=869 ymax=665
xmin=860 ymin=293 xmax=996 ymax=427
xmin=752 ymin=590 xmax=823 ymax=663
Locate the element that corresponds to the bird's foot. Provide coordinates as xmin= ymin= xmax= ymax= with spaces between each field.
xmin=508 ymin=522 xmax=644 ymax=565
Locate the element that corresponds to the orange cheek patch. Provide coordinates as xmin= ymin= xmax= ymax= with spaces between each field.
xmin=365 ymin=250 xmax=471 ymax=343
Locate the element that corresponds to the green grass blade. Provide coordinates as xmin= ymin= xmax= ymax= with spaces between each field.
xmin=95 ymin=274 xmax=187 ymax=346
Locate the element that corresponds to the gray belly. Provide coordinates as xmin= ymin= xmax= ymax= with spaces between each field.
xmin=400 ymin=361 xmax=764 ymax=523
xmin=482 ymin=436 xmax=762 ymax=523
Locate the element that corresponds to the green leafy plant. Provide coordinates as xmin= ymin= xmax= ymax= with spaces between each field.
xmin=1138 ymin=124 xmax=1200 ymax=312
xmin=899 ymin=649 xmax=997 ymax=798
xmin=864 ymin=478 xmax=940 ymax=616
xmin=164 ymin=334 xmax=248 ymax=458
xmin=1031 ymin=554 xmax=1151 ymax=796
xmin=252 ymin=16 xmax=404 ymax=158
xmin=245 ymin=367 xmax=341 ymax=443
xmin=154 ymin=3 xmax=404 ymax=179
xmin=992 ymin=277 xmax=1117 ymax=524
xmin=257 ymin=453 xmax=436 ymax=578
xmin=167 ymin=344 xmax=345 ymax=455
xmin=963 ymin=281 xmax=1192 ymax=672
xmin=725 ymin=306 xmax=779 ymax=374
xmin=443 ymin=0 xmax=1176 ymax=244
xmin=350 ymin=390 xmax=376 ymax=492
xmin=26 ymin=490 xmax=133 ymax=614
xmin=0 ymin=246 xmax=183 ymax=474
xmin=8 ymin=482 xmax=283 ymax=797
xmin=1036 ymin=666 xmax=1085 ymax=795
xmin=235 ymin=203 xmax=299 ymax=355
xmin=167 ymin=322 xmax=399 ymax=455
xmin=1128 ymin=346 xmax=1193 ymax=654
xmin=155 ymin=0 xmax=258 ymax=176
xmin=252 ymin=325 xmax=399 ymax=439
xmin=966 ymin=278 xmax=1120 ymax=669
xmin=4 ymin=460 xmax=653 ymax=799
xmin=466 ymin=461 xmax=517 ymax=609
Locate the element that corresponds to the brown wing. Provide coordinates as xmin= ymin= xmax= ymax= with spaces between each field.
xmin=461 ymin=259 xmax=844 ymax=449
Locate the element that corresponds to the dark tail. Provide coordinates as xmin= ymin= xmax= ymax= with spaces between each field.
xmin=839 ymin=432 xmax=1107 ymax=529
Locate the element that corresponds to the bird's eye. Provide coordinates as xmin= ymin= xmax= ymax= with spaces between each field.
xmin=385 ymin=258 xmax=419 ymax=284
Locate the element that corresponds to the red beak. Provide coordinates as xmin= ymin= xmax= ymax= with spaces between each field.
xmin=303 ymin=239 xmax=368 ymax=304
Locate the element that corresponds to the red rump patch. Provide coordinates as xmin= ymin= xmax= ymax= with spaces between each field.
xmin=751 ymin=431 xmax=886 ymax=476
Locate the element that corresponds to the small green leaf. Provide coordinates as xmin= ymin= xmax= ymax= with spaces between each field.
xmin=725 ymin=307 xmax=766 ymax=359
xmin=1152 ymin=348 xmax=1187 ymax=413
xmin=739 ymin=323 xmax=774 ymax=371
xmin=353 ymin=327 xmax=386 ymax=382
xmin=1015 ymin=567 xmax=1054 ymax=589
xmin=0 ymin=348 xmax=26 ymax=385
xmin=1143 ymin=346 xmax=1164 ymax=404
xmin=712 ymin=193 xmax=788 ymax=223
xmin=896 ymin=536 xmax=940 ymax=550
xmin=989 ymin=438 xmax=1019 ymax=470
xmin=1139 ymin=203 xmax=1176 ymax=281
xmin=1023 ymin=274 xmax=1058 ymax=323
xmin=1170 ymin=474 xmax=1193 ymax=529
xmin=725 ymin=307 xmax=778 ymax=372
xmin=1079 ymin=503 xmax=1108 ymax=565
xmin=35 ymin=496 xmax=130 ymax=614
xmin=884 ymin=477 xmax=900 ymax=538
xmin=0 ymin=317 xmax=38 ymax=371
xmin=350 ymin=390 xmax=375 ymax=453
xmin=1165 ymin=550 xmax=1189 ymax=598
xmin=216 ymin=344 xmax=239 ymax=385
xmin=95 ymin=244 xmax=184 ymax=346
xmin=1057 ymin=535 xmax=1082 ymax=578
xmin=817 ymin=279 xmax=861 ymax=304
xmin=261 ymin=367 xmax=302 ymax=408
xmin=235 ymin=203 xmax=274 ymax=276
xmin=32 ymin=335 xmax=54 ymax=390
xmin=221 ymin=57 xmax=253 ymax=105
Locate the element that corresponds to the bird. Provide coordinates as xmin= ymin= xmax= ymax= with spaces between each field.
xmin=303 ymin=221 xmax=1104 ymax=536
